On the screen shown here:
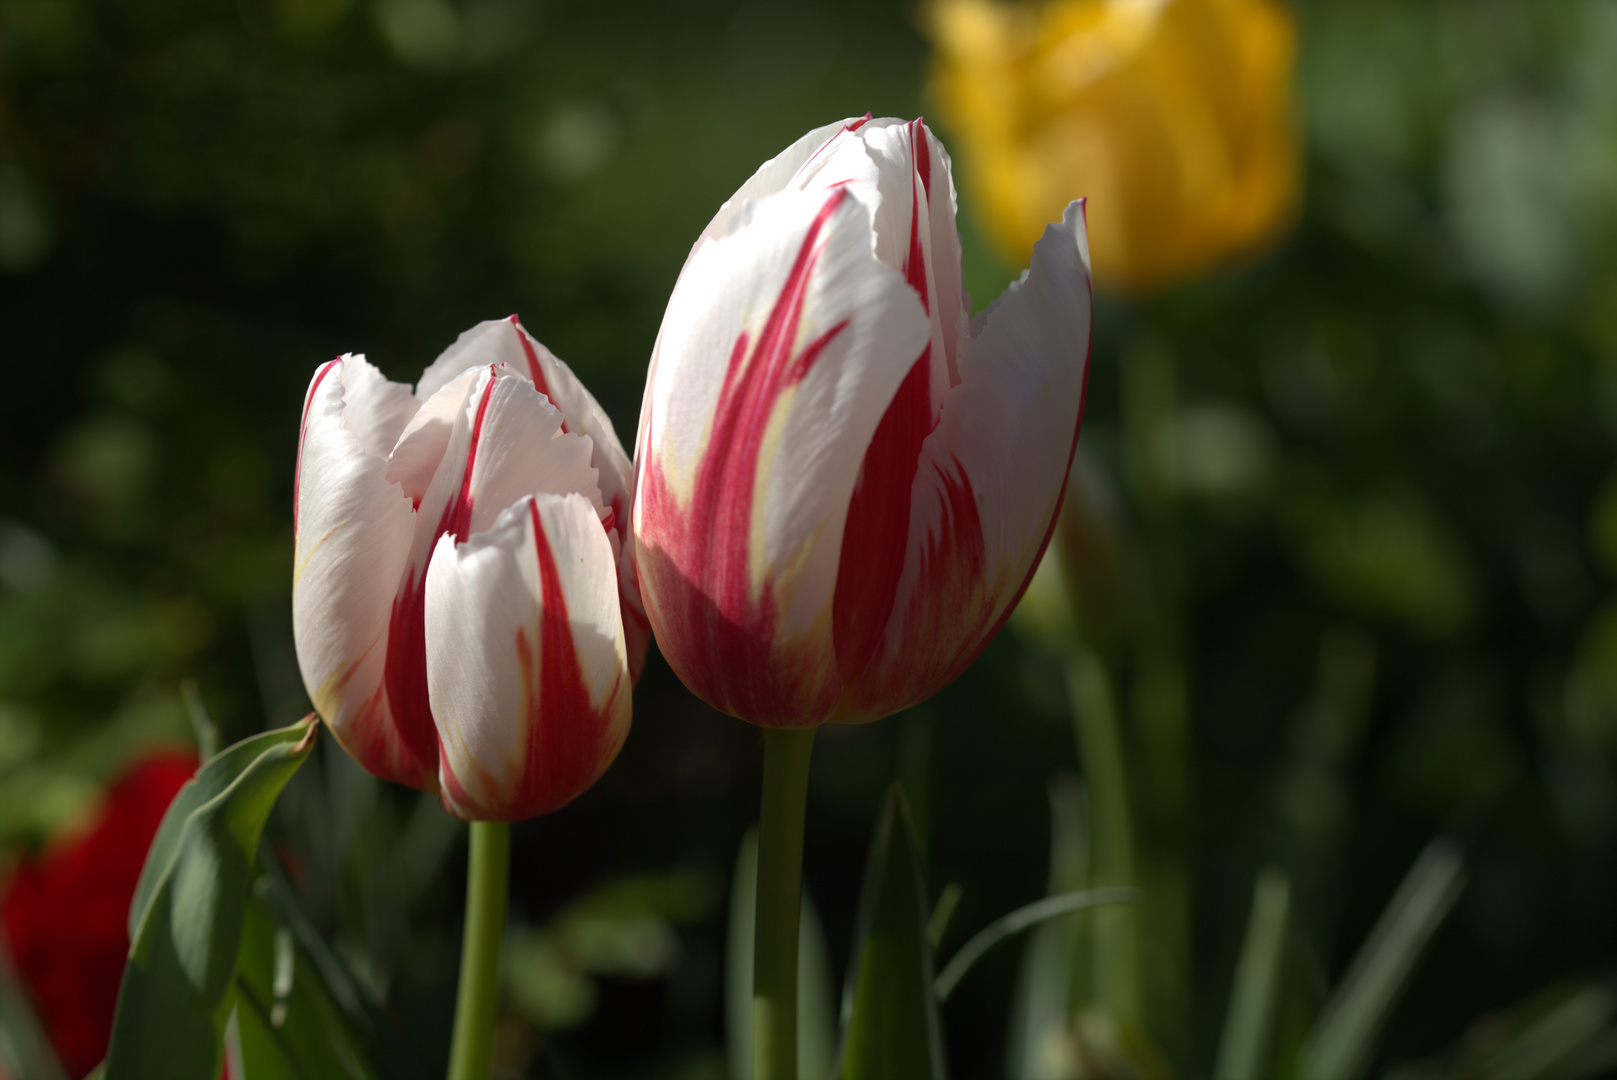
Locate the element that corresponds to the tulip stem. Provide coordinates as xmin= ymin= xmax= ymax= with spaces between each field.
xmin=448 ymin=819 xmax=510 ymax=1080
xmin=754 ymin=726 xmax=817 ymax=1080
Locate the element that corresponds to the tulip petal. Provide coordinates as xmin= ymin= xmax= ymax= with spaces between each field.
xmin=831 ymin=120 xmax=971 ymax=678
xmin=636 ymin=185 xmax=930 ymax=726
xmin=383 ymin=367 xmax=606 ymax=781
xmin=850 ymin=200 xmax=1093 ymax=720
xmin=425 ymin=493 xmax=631 ymax=821
xmin=411 ymin=317 xmax=648 ymax=679
xmin=336 ymin=353 xmax=422 ymax=461
xmin=291 ymin=357 xmax=429 ymax=788
xmin=691 ymin=115 xmax=871 ymax=255
xmin=386 ymin=366 xmax=482 ymax=507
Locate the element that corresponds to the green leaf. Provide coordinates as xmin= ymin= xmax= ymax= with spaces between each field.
xmin=129 ymin=718 xmax=319 ymax=942
xmin=934 ymin=888 xmax=1137 ymax=1002
xmin=255 ymin=865 xmax=433 ymax=1080
xmin=1299 ymin=838 xmax=1466 ymax=1080
xmin=837 ymin=784 xmax=946 ymax=1080
xmin=232 ymin=880 xmax=377 ymax=1080
xmin=1490 ymin=986 xmax=1616 ymax=1080
xmin=1006 ymin=774 xmax=1086 ymax=1080
xmin=0 ymin=947 xmax=68 ymax=1080
xmin=106 ymin=716 xmax=318 ymax=1080
xmin=1214 ymin=867 xmax=1291 ymax=1080
xmin=726 ymin=826 xmax=836 ymax=1080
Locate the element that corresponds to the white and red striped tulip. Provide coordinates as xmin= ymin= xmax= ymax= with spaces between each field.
xmin=633 ymin=116 xmax=1093 ymax=728
xmin=292 ymin=317 xmax=646 ymax=820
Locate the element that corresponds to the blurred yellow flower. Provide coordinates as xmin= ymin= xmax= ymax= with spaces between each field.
xmin=928 ymin=0 xmax=1301 ymax=295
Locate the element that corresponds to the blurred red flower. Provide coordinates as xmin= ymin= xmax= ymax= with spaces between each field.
xmin=1 ymin=749 xmax=199 ymax=1079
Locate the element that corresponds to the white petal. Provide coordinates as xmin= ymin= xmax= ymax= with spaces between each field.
xmin=403 ymin=367 xmax=604 ymax=586
xmin=635 ymin=183 xmax=929 ymax=725
xmin=500 ymin=317 xmax=635 ymax=527
xmin=413 ymin=318 xmax=522 ymax=402
xmin=691 ymin=116 xmax=868 ymax=254
xmin=410 ymin=319 xmax=635 ymax=600
xmin=386 ymin=366 xmax=483 ymax=506
xmin=855 ymin=201 xmax=1093 ymax=718
xmin=337 ymin=353 xmax=421 ymax=460
xmin=291 ymin=358 xmax=425 ymax=785
xmin=425 ymin=493 xmax=631 ymax=821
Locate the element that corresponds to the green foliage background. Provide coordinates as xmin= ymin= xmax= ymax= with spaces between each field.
xmin=4 ymin=0 xmax=1617 ymax=1076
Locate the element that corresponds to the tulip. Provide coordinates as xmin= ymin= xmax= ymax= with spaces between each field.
xmin=635 ymin=115 xmax=1092 ymax=729
xmin=632 ymin=115 xmax=1092 ymax=1079
xmin=292 ymin=315 xmax=643 ymax=821
xmin=293 ymin=316 xmax=643 ymax=1080
xmin=927 ymin=0 xmax=1300 ymax=294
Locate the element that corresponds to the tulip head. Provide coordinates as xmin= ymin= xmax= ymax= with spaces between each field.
xmin=928 ymin=0 xmax=1300 ymax=294
xmin=292 ymin=317 xmax=642 ymax=820
xmin=633 ymin=117 xmax=1093 ymax=728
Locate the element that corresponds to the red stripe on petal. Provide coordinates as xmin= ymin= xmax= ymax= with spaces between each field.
xmin=911 ymin=117 xmax=931 ymax=199
xmin=851 ymin=454 xmax=989 ymax=716
xmin=521 ymin=498 xmax=618 ymax=817
xmin=693 ymin=186 xmax=848 ymax=629
xmin=833 ymin=124 xmax=941 ymax=681
xmin=903 ymin=119 xmax=931 ymax=313
xmin=804 ymin=113 xmax=875 ymax=171
xmin=382 ymin=367 xmax=501 ymax=781
xmin=508 ymin=314 xmax=570 ymax=433
xmin=637 ymin=188 xmax=852 ymax=725
xmin=833 ymin=346 xmax=934 ymax=682
xmin=438 ymin=366 xmax=498 ymax=545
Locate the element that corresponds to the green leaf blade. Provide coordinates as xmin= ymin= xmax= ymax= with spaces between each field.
xmin=1214 ymin=867 xmax=1291 ymax=1080
xmin=837 ymin=784 xmax=947 ymax=1080
xmin=106 ymin=718 xmax=318 ymax=1080
xmin=1299 ymin=838 xmax=1466 ymax=1080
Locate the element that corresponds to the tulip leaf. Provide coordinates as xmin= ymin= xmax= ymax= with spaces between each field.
xmin=128 ymin=717 xmax=318 ymax=942
xmin=105 ymin=716 xmax=318 ymax=1080
xmin=1298 ymin=838 xmax=1466 ymax=1080
xmin=232 ymin=880 xmax=376 ymax=1080
xmin=934 ymin=887 xmax=1138 ymax=1002
xmin=837 ymin=783 xmax=947 ymax=1080
xmin=0 ymin=947 xmax=68 ymax=1080
xmin=1006 ymin=773 xmax=1088 ymax=1080
xmin=1214 ymin=867 xmax=1292 ymax=1080
xmin=726 ymin=826 xmax=836 ymax=1080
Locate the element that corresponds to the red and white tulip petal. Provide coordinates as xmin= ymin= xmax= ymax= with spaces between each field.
xmin=636 ymin=185 xmax=929 ymax=727
xmin=386 ymin=366 xmax=483 ymax=507
xmin=334 ymin=353 xmax=422 ymax=461
xmin=691 ymin=116 xmax=869 ymax=256
xmin=791 ymin=118 xmax=967 ymax=400
xmin=382 ymin=367 xmax=606 ymax=775
xmin=291 ymin=358 xmax=429 ymax=788
xmin=849 ymin=200 xmax=1094 ymax=720
xmin=425 ymin=493 xmax=631 ymax=822
xmin=494 ymin=317 xmax=649 ymax=679
xmin=408 ymin=318 xmax=645 ymax=679
xmin=826 ymin=120 xmax=968 ymax=683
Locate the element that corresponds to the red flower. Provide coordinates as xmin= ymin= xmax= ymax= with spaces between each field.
xmin=1 ymin=749 xmax=199 ymax=1078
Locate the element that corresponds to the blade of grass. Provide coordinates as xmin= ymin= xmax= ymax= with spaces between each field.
xmin=1214 ymin=868 xmax=1291 ymax=1080
xmin=1299 ymin=839 xmax=1466 ymax=1080
xmin=1006 ymin=775 xmax=1087 ymax=1080
xmin=1492 ymin=986 xmax=1615 ymax=1080
xmin=934 ymin=888 xmax=1138 ymax=1002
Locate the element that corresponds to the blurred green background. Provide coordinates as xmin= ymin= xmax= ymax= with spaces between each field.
xmin=4 ymin=0 xmax=1617 ymax=1077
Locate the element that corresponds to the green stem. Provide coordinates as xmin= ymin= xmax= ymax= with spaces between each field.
xmin=754 ymin=726 xmax=817 ymax=1080
xmin=447 ymin=820 xmax=510 ymax=1080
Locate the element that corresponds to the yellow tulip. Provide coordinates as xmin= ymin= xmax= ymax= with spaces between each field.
xmin=928 ymin=0 xmax=1301 ymax=295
